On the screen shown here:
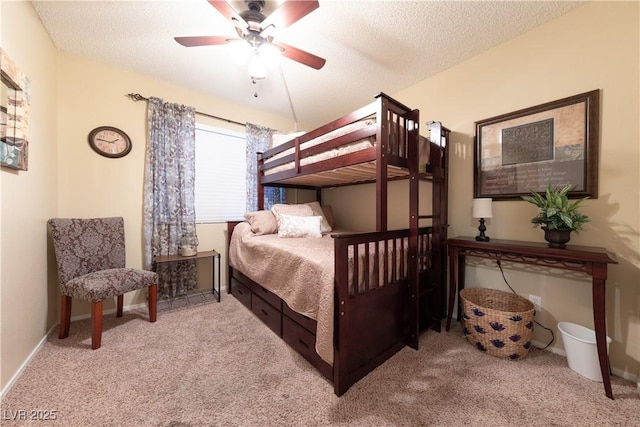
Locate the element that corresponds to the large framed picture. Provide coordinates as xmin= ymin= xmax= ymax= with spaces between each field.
xmin=474 ymin=89 xmax=599 ymax=200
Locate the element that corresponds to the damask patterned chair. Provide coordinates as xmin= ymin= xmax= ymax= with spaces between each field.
xmin=48 ymin=217 xmax=158 ymax=349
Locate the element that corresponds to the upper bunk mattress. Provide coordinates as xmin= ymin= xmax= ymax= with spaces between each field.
xmin=262 ymin=119 xmax=431 ymax=185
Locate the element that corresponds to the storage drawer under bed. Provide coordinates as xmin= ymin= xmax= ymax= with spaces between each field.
xmin=252 ymin=282 xmax=282 ymax=310
xmin=282 ymin=315 xmax=332 ymax=380
xmin=252 ymin=294 xmax=282 ymax=337
xmin=233 ymin=268 xmax=282 ymax=310
xmin=231 ymin=278 xmax=251 ymax=309
xmin=283 ymin=302 xmax=316 ymax=334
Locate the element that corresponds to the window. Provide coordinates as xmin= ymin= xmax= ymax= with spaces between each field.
xmin=194 ymin=124 xmax=246 ymax=223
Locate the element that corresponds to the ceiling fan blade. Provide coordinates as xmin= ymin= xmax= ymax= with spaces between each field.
xmin=273 ymin=41 xmax=326 ymax=70
xmin=261 ymin=1 xmax=319 ymax=34
xmin=208 ymin=1 xmax=249 ymax=35
xmin=174 ymin=35 xmax=233 ymax=47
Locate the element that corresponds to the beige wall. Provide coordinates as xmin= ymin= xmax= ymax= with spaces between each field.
xmin=2 ymin=0 xmax=638 ymax=394
xmin=327 ymin=1 xmax=640 ymax=379
xmin=1 ymin=2 xmax=59 ymax=389
xmin=393 ymin=1 xmax=639 ymax=377
xmin=55 ymin=53 xmax=297 ymax=314
xmin=1 ymin=2 xmax=299 ymax=393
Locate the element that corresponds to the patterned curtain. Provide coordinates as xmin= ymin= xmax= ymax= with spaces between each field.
xmin=245 ymin=122 xmax=286 ymax=211
xmin=143 ymin=97 xmax=197 ymax=298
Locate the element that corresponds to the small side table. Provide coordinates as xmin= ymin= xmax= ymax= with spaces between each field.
xmin=153 ymin=250 xmax=221 ymax=302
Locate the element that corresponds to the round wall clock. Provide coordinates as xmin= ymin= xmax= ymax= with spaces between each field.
xmin=88 ymin=126 xmax=132 ymax=158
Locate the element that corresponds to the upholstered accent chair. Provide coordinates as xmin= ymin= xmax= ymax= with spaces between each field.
xmin=48 ymin=217 xmax=158 ymax=349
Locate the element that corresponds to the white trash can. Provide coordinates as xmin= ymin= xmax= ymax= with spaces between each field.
xmin=558 ymin=322 xmax=611 ymax=382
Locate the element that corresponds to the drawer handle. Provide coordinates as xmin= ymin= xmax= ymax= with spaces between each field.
xmin=237 ymin=289 xmax=244 ymax=295
xmin=261 ymin=309 xmax=269 ymax=316
xmin=298 ymin=339 xmax=309 ymax=349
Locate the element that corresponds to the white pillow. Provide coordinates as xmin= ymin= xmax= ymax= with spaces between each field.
xmin=277 ymin=214 xmax=322 ymax=238
xmin=271 ymin=203 xmax=313 ymax=229
xmin=303 ymin=201 xmax=332 ymax=233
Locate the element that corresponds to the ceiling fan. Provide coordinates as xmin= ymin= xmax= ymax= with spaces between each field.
xmin=175 ymin=0 xmax=326 ymax=79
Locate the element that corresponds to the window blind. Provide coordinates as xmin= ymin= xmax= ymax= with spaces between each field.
xmin=194 ymin=124 xmax=246 ymax=223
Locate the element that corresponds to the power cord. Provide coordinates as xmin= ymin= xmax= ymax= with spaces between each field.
xmin=496 ymin=260 xmax=555 ymax=350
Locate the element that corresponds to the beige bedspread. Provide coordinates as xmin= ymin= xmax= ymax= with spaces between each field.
xmin=228 ymin=222 xmax=337 ymax=365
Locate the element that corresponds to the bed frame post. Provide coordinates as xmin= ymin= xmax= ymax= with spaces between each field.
xmin=374 ymin=94 xmax=389 ymax=232
xmin=428 ymin=121 xmax=450 ymax=325
xmin=257 ymin=152 xmax=265 ymax=210
xmin=226 ymin=221 xmax=242 ymax=294
xmin=333 ymin=236 xmax=349 ymax=396
xmin=407 ymin=108 xmax=420 ymax=349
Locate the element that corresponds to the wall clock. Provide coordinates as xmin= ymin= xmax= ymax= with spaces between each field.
xmin=88 ymin=126 xmax=132 ymax=158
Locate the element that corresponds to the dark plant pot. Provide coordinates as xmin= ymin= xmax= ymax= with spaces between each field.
xmin=542 ymin=227 xmax=572 ymax=249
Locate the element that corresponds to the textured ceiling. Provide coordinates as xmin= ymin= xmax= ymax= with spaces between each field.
xmin=32 ymin=0 xmax=585 ymax=128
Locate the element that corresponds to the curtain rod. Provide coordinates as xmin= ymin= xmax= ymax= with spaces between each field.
xmin=126 ymin=93 xmax=245 ymax=127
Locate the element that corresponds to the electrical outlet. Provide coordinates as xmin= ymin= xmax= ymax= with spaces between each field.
xmin=529 ymin=294 xmax=542 ymax=312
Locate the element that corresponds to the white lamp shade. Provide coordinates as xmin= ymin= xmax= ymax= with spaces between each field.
xmin=472 ymin=198 xmax=493 ymax=218
xmin=258 ymin=43 xmax=282 ymax=67
xmin=248 ymin=53 xmax=267 ymax=79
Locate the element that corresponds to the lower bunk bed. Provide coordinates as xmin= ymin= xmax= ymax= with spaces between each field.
xmin=227 ymin=218 xmax=443 ymax=396
xmin=227 ymin=92 xmax=449 ymax=396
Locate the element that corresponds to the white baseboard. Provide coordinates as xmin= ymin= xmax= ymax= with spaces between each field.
xmin=1 ymin=323 xmax=57 ymax=401
xmin=1 ymin=302 xmax=148 ymax=400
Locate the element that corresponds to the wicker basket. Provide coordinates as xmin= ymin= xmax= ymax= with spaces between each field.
xmin=460 ymin=288 xmax=535 ymax=360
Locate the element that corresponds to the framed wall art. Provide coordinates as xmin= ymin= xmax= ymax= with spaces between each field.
xmin=474 ymin=89 xmax=599 ymax=200
xmin=1 ymin=48 xmax=31 ymax=171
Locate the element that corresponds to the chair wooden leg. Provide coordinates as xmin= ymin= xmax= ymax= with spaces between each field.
xmin=59 ymin=295 xmax=72 ymax=339
xmin=148 ymin=284 xmax=157 ymax=323
xmin=117 ymin=295 xmax=123 ymax=317
xmin=91 ymin=301 xmax=103 ymax=350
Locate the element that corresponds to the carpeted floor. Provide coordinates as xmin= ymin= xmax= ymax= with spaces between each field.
xmin=1 ymin=295 xmax=638 ymax=426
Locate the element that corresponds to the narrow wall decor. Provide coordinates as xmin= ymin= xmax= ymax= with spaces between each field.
xmin=1 ymin=48 xmax=31 ymax=171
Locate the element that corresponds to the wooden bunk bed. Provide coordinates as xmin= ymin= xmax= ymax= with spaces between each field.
xmin=227 ymin=93 xmax=449 ymax=396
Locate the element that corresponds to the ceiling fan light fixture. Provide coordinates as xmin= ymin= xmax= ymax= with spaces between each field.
xmin=227 ymin=39 xmax=252 ymax=64
xmin=248 ymin=53 xmax=267 ymax=80
xmin=258 ymin=42 xmax=282 ymax=67
xmin=175 ymin=0 xmax=325 ymax=78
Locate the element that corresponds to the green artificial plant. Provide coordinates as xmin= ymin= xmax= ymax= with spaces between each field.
xmin=521 ymin=183 xmax=590 ymax=232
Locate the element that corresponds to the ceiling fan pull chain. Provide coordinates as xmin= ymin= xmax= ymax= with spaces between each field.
xmin=252 ymin=78 xmax=259 ymax=98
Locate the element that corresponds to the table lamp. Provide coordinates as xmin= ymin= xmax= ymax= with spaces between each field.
xmin=472 ymin=198 xmax=493 ymax=242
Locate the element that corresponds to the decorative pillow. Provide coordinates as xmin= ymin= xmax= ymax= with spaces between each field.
xmin=271 ymin=203 xmax=313 ymax=229
xmin=321 ymin=205 xmax=337 ymax=229
xmin=303 ymin=201 xmax=332 ymax=233
xmin=244 ymin=210 xmax=278 ymax=235
xmin=277 ymin=214 xmax=322 ymax=238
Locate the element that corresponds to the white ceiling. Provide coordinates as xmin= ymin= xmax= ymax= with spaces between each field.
xmin=32 ymin=0 xmax=585 ymax=128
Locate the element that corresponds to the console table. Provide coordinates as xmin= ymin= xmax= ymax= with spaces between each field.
xmin=446 ymin=237 xmax=618 ymax=399
xmin=153 ymin=250 xmax=221 ymax=302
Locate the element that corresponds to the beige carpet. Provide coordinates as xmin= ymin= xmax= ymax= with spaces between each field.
xmin=2 ymin=295 xmax=638 ymax=427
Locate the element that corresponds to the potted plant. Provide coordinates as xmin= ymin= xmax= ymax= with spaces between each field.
xmin=521 ymin=183 xmax=590 ymax=248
